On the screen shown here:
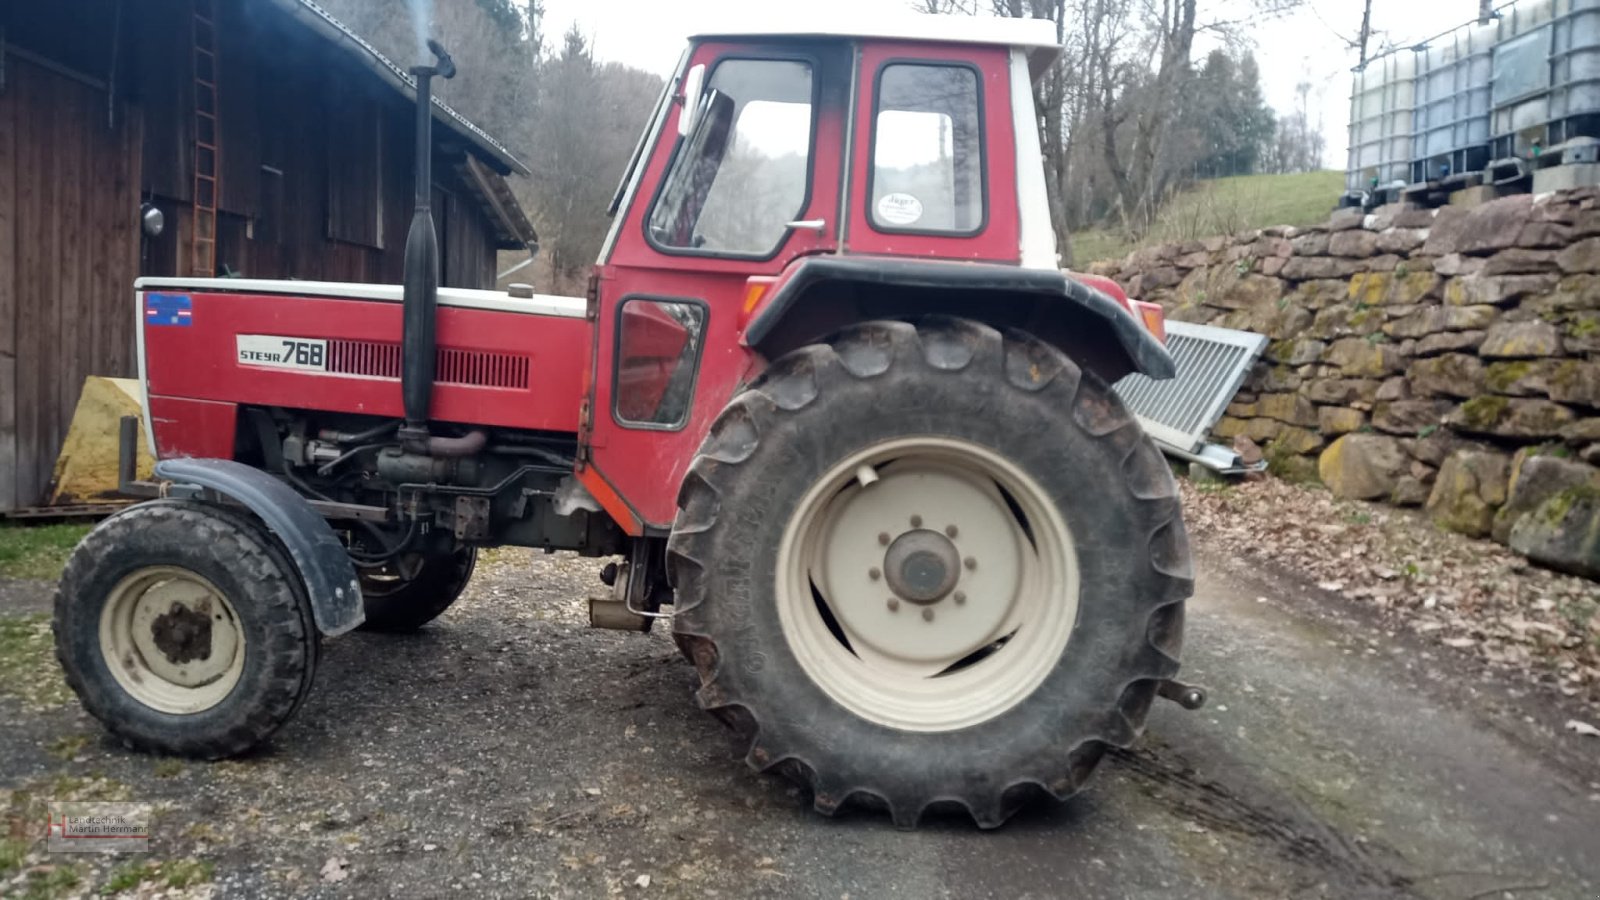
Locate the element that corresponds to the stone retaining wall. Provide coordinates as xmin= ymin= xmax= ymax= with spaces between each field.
xmin=1089 ymin=188 xmax=1600 ymax=577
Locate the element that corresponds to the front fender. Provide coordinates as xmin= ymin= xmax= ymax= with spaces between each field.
xmin=153 ymin=458 xmax=365 ymax=636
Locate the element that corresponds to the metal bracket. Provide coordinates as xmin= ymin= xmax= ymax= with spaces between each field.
xmin=453 ymin=495 xmax=491 ymax=540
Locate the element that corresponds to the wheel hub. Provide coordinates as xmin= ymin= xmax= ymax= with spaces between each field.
xmin=883 ymin=529 xmax=960 ymax=604
xmin=779 ymin=439 xmax=1080 ymax=732
xmin=100 ymin=567 xmax=246 ymax=713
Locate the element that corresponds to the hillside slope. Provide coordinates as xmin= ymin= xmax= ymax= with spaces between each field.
xmin=1072 ymin=170 xmax=1345 ymax=265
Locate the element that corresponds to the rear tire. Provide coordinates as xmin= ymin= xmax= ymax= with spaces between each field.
xmin=357 ymin=547 xmax=476 ymax=632
xmin=668 ymin=318 xmax=1191 ymax=828
xmin=53 ymin=500 xmax=319 ymax=759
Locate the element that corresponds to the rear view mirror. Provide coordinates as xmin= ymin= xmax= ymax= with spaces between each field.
xmin=678 ymin=64 xmax=706 ymax=136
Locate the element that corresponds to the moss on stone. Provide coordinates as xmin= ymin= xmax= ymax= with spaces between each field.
xmin=1456 ymin=395 xmax=1509 ymax=430
xmin=1538 ymin=483 xmax=1600 ymax=526
xmin=1346 ymin=272 xmax=1391 ymax=307
xmin=1347 ymin=306 xmax=1379 ymax=328
xmin=1566 ymin=315 xmax=1600 ymax=339
xmin=1484 ymin=360 xmax=1535 ymax=394
xmin=1547 ymin=359 xmax=1584 ymax=395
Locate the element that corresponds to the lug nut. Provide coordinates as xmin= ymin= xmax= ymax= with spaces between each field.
xmin=953 ymin=591 xmax=966 ymax=605
xmin=868 ymin=567 xmax=882 ymax=581
xmin=964 ymin=556 xmax=977 ymax=570
xmin=945 ymin=524 xmax=959 ymax=538
xmin=878 ymin=532 xmax=891 ymax=546
xmin=910 ymin=514 xmax=923 ymax=528
xmin=922 ymin=608 xmax=934 ymax=622
xmin=887 ymin=598 xmax=900 ymax=612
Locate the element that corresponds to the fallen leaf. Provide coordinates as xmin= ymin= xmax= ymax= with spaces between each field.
xmin=321 ymin=856 xmax=350 ymax=883
xmin=635 ymin=874 xmax=652 ymax=888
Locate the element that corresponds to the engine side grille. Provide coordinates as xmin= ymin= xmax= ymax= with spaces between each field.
xmin=1113 ymin=321 xmax=1268 ymax=454
xmin=437 ymin=347 xmax=531 ymax=389
xmin=325 ymin=339 xmax=530 ymax=389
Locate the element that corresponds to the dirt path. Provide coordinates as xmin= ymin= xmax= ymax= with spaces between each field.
xmin=3 ymin=541 xmax=1599 ymax=899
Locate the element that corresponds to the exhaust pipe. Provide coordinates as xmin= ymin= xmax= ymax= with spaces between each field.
xmin=399 ymin=39 xmax=456 ymax=453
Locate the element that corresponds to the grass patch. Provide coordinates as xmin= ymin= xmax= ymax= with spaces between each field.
xmin=152 ymin=759 xmax=184 ymax=779
xmin=1071 ymin=170 xmax=1346 ymax=265
xmin=0 ymin=837 xmax=27 ymax=874
xmin=102 ymin=858 xmax=215 ymax=894
xmin=0 ymin=614 xmax=72 ymax=709
xmin=0 ymin=524 xmax=90 ymax=581
xmin=47 ymin=734 xmax=90 ymax=761
xmin=14 ymin=862 xmax=81 ymax=900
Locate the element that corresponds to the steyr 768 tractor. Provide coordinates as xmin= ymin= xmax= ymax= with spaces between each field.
xmin=55 ymin=15 xmax=1196 ymax=828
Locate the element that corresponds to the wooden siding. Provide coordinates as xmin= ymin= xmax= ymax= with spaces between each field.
xmin=0 ymin=1 xmax=511 ymax=510
xmin=130 ymin=0 xmax=499 ymax=287
xmin=0 ymin=58 xmax=142 ymax=510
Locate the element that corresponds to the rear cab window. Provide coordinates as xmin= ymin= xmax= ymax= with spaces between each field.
xmin=869 ymin=62 xmax=986 ymax=235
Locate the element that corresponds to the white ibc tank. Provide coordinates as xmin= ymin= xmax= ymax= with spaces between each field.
xmin=1346 ymin=51 xmax=1418 ymax=195
xmin=1413 ymin=21 xmax=1497 ymax=181
xmin=1491 ymin=0 xmax=1600 ymax=158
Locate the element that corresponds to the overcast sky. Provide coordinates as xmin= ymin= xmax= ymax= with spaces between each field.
xmin=538 ymin=0 xmax=1488 ymax=170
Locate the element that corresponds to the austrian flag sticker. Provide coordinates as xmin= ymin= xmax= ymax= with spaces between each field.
xmin=145 ymin=292 xmax=193 ymax=327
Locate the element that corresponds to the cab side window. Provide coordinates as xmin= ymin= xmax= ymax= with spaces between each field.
xmin=869 ymin=63 xmax=985 ymax=234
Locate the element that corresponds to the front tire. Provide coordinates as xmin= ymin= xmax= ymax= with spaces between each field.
xmin=668 ymin=318 xmax=1191 ymax=828
xmin=53 ymin=500 xmax=319 ymax=759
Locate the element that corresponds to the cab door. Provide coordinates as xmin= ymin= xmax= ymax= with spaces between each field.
xmin=583 ymin=41 xmax=850 ymax=531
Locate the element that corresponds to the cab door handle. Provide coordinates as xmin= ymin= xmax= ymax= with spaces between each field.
xmin=786 ymin=219 xmax=827 ymax=233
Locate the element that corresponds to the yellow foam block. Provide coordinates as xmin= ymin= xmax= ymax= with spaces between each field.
xmin=47 ymin=377 xmax=155 ymax=506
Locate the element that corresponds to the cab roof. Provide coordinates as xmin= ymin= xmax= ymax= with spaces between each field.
xmin=688 ymin=13 xmax=1063 ymax=75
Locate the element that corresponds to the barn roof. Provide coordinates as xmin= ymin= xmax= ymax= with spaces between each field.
xmin=263 ymin=0 xmax=532 ymax=178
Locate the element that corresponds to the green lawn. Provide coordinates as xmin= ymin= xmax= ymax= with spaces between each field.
xmin=1071 ymin=170 xmax=1347 ymax=266
xmin=0 ymin=523 xmax=91 ymax=581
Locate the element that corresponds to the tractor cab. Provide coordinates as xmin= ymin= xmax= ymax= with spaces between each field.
xmin=583 ymin=17 xmax=1168 ymax=530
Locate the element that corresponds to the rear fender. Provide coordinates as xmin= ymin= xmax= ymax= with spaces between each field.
xmin=741 ymin=257 xmax=1174 ymax=384
xmin=152 ymin=458 xmax=365 ymax=636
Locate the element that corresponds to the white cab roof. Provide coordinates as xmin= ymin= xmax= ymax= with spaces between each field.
xmin=690 ymin=13 xmax=1062 ymax=70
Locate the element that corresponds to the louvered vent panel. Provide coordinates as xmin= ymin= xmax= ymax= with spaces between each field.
xmin=325 ymin=340 xmax=530 ymax=389
xmin=1113 ymin=321 xmax=1268 ymax=454
xmin=437 ymin=347 xmax=530 ymax=389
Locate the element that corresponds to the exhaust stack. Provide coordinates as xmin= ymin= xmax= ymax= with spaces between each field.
xmin=399 ymin=39 xmax=456 ymax=453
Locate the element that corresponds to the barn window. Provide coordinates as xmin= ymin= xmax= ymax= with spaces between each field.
xmin=326 ymin=84 xmax=384 ymax=249
xmin=256 ymin=166 xmax=284 ymax=244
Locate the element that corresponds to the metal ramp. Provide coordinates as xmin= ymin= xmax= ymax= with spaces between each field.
xmin=1113 ymin=321 xmax=1269 ymax=473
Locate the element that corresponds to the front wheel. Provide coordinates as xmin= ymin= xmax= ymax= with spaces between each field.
xmin=54 ymin=500 xmax=319 ymax=758
xmin=668 ymin=318 xmax=1192 ymax=828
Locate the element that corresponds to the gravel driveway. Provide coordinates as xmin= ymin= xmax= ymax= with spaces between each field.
xmin=4 ymin=534 xmax=1600 ymax=898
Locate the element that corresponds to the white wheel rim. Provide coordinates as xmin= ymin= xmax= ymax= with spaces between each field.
xmin=98 ymin=566 xmax=246 ymax=714
xmin=776 ymin=437 xmax=1079 ymax=732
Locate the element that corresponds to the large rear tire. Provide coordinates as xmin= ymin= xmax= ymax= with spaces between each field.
xmin=53 ymin=500 xmax=319 ymax=759
xmin=668 ymin=318 xmax=1191 ymax=828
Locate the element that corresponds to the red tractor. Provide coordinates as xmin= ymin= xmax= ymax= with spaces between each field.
xmin=55 ymin=16 xmax=1196 ymax=828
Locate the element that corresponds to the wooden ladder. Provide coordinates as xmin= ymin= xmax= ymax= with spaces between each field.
xmin=190 ymin=0 xmax=219 ymax=277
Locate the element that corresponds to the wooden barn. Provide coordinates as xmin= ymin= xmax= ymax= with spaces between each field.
xmin=0 ymin=0 xmax=537 ymax=512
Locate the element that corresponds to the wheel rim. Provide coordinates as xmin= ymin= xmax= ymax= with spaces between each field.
xmin=98 ymin=566 xmax=246 ymax=714
xmin=776 ymin=437 xmax=1079 ymax=732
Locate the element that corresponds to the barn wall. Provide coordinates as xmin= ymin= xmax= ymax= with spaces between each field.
xmin=135 ymin=0 xmax=504 ymax=288
xmin=0 ymin=58 xmax=142 ymax=510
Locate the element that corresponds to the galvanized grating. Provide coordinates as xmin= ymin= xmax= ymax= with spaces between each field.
xmin=1113 ymin=321 xmax=1269 ymax=454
